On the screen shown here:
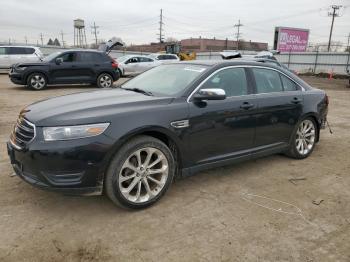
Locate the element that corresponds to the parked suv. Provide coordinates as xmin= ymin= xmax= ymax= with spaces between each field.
xmin=0 ymin=46 xmax=43 ymax=69
xmin=9 ymin=50 xmax=120 ymax=90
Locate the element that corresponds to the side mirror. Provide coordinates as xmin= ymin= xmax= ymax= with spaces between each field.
xmin=193 ymin=88 xmax=226 ymax=101
xmin=55 ymin=58 xmax=63 ymax=65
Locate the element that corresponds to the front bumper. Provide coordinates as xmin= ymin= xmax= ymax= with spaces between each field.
xmin=7 ymin=133 xmax=115 ymax=195
xmin=8 ymin=68 xmax=25 ymax=85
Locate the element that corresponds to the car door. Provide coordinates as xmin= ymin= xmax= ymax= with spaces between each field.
xmin=187 ymin=67 xmax=257 ymax=165
xmin=250 ymin=67 xmax=303 ymax=147
xmin=76 ymin=52 xmax=101 ymax=82
xmin=123 ymin=57 xmax=139 ymax=75
xmin=0 ymin=47 xmax=10 ymax=68
xmin=137 ymin=57 xmax=156 ymax=73
xmin=49 ymin=52 xmax=81 ymax=83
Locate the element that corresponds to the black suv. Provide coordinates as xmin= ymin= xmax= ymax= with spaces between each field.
xmin=9 ymin=50 xmax=120 ymax=90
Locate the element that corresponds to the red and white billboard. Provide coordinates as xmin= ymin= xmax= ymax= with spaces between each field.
xmin=275 ymin=27 xmax=309 ymax=52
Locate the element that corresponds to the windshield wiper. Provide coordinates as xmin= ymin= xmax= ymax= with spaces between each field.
xmin=122 ymin=87 xmax=153 ymax=96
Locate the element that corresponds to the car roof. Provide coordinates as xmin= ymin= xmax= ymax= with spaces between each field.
xmin=0 ymin=45 xmax=39 ymax=49
xmin=61 ymin=49 xmax=104 ymax=53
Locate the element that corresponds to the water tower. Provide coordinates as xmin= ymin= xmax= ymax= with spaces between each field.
xmin=74 ymin=19 xmax=87 ymax=48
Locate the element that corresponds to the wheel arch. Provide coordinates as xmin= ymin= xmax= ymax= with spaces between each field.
xmin=25 ymin=70 xmax=50 ymax=84
xmin=100 ymin=126 xmax=184 ymax=189
xmin=298 ymin=112 xmax=321 ymax=142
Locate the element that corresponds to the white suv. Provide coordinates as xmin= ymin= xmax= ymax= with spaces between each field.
xmin=0 ymin=46 xmax=43 ymax=69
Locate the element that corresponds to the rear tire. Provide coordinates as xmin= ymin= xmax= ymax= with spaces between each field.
xmin=105 ymin=136 xmax=175 ymax=209
xmin=97 ymin=73 xmax=113 ymax=88
xmin=286 ymin=117 xmax=317 ymax=159
xmin=27 ymin=73 xmax=47 ymax=90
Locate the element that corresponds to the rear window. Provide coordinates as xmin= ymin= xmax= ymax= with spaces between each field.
xmin=8 ymin=47 xmax=35 ymax=55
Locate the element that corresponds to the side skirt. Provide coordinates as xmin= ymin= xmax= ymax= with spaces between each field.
xmin=181 ymin=142 xmax=289 ymax=177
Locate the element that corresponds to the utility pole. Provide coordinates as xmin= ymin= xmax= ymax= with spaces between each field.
xmin=91 ymin=22 xmax=99 ymax=46
xmin=60 ymin=30 xmax=65 ymax=48
xmin=39 ymin=33 xmax=44 ymax=46
xmin=158 ymin=9 xmax=164 ymax=43
xmin=327 ymin=5 xmax=342 ymax=52
xmin=24 ymin=36 xmax=28 ymax=45
xmin=347 ymin=33 xmax=350 ymax=50
xmin=234 ymin=19 xmax=243 ymax=50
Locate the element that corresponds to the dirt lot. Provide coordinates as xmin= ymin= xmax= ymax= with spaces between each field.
xmin=0 ymin=74 xmax=349 ymax=262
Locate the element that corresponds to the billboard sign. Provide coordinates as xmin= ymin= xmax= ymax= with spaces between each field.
xmin=275 ymin=27 xmax=309 ymax=52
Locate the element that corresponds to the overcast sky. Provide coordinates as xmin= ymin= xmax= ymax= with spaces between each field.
xmin=0 ymin=0 xmax=349 ymax=47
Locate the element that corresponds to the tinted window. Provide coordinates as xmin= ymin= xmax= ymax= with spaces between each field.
xmin=252 ymin=68 xmax=283 ymax=93
xmin=157 ymin=55 xmax=167 ymax=60
xmin=127 ymin=57 xmax=139 ymax=63
xmin=58 ymin=52 xmax=77 ymax=62
xmin=79 ymin=52 xmax=103 ymax=62
xmin=8 ymin=47 xmax=30 ymax=55
xmin=139 ymin=57 xmax=153 ymax=62
xmin=24 ymin=48 xmax=35 ymax=54
xmin=165 ymin=55 xmax=177 ymax=60
xmin=201 ymin=68 xmax=248 ymax=97
xmin=0 ymin=47 xmax=6 ymax=55
xmin=281 ymin=74 xmax=298 ymax=91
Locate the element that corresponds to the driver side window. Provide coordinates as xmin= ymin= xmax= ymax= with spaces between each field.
xmin=200 ymin=67 xmax=248 ymax=97
xmin=58 ymin=52 xmax=76 ymax=62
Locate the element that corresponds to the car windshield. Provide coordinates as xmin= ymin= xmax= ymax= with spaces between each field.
xmin=121 ymin=64 xmax=208 ymax=96
xmin=43 ymin=51 xmax=62 ymax=62
xmin=117 ymin=55 xmax=132 ymax=63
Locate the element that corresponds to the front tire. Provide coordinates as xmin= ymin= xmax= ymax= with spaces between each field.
xmin=97 ymin=73 xmax=113 ymax=88
xmin=27 ymin=73 xmax=47 ymax=90
xmin=105 ymin=136 xmax=175 ymax=209
xmin=286 ymin=118 xmax=317 ymax=159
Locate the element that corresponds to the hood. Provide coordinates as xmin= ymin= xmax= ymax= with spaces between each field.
xmin=23 ymin=89 xmax=173 ymax=126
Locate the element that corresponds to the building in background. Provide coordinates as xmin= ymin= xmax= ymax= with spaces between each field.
xmin=273 ymin=27 xmax=309 ymax=53
xmin=125 ymin=37 xmax=268 ymax=52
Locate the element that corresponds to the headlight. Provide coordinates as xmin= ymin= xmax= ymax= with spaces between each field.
xmin=16 ymin=66 xmax=27 ymax=71
xmin=43 ymin=123 xmax=110 ymax=141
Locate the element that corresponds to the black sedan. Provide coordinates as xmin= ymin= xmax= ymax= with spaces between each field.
xmin=9 ymin=50 xmax=120 ymax=90
xmin=7 ymin=60 xmax=328 ymax=209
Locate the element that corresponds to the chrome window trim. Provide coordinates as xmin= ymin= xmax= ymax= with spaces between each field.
xmin=187 ymin=65 xmax=305 ymax=103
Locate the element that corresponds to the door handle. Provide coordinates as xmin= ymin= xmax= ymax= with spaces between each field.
xmin=94 ymin=64 xmax=100 ymax=66
xmin=71 ymin=65 xmax=77 ymax=68
xmin=240 ymin=102 xmax=254 ymax=110
xmin=291 ymin=97 xmax=302 ymax=104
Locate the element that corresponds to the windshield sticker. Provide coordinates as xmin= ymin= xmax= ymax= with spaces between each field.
xmin=183 ymin=67 xmax=206 ymax=73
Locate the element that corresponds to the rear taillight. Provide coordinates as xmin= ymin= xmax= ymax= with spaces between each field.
xmin=325 ymin=94 xmax=329 ymax=106
xmin=111 ymin=59 xmax=118 ymax=69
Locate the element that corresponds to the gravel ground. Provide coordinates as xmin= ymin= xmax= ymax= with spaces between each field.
xmin=0 ymin=75 xmax=349 ymax=262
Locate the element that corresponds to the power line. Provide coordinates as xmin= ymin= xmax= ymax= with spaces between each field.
xmin=327 ymin=5 xmax=342 ymax=52
xmin=39 ymin=33 xmax=44 ymax=46
xmin=234 ymin=19 xmax=243 ymax=50
xmin=158 ymin=9 xmax=164 ymax=43
xmin=91 ymin=22 xmax=100 ymax=46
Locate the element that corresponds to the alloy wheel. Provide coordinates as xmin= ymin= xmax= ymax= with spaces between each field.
xmin=30 ymin=75 xmax=46 ymax=89
xmin=118 ymin=147 xmax=169 ymax=203
xmin=295 ymin=119 xmax=316 ymax=155
xmin=99 ymin=75 xmax=112 ymax=88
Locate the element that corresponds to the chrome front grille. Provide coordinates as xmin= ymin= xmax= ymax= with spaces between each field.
xmin=10 ymin=116 xmax=36 ymax=149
